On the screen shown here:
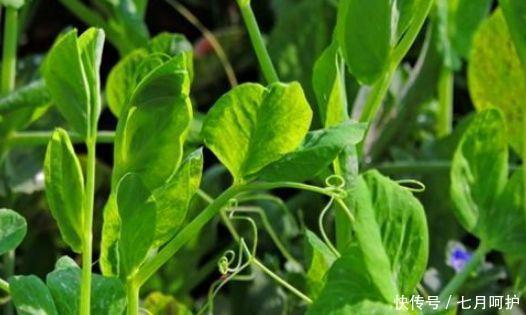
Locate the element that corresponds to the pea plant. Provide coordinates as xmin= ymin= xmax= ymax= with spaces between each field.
xmin=1 ymin=0 xmax=526 ymax=314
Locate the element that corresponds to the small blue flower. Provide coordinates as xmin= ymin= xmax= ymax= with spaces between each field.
xmin=446 ymin=241 xmax=472 ymax=273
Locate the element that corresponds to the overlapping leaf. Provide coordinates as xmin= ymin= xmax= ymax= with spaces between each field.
xmin=0 ymin=209 xmax=27 ymax=255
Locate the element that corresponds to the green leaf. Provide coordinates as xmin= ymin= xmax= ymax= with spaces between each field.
xmin=468 ymin=10 xmax=526 ymax=156
xmin=312 ymin=42 xmax=348 ymax=127
xmin=307 ymin=243 xmax=398 ymax=315
xmin=43 ymin=30 xmax=90 ymax=137
xmin=486 ymin=170 xmax=526 ymax=253
xmin=152 ymin=148 xmax=203 ymax=247
xmin=0 ymin=0 xmax=25 ymax=9
xmin=361 ymin=170 xmax=429 ymax=295
xmin=44 ymin=128 xmax=85 ymax=253
xmin=202 ymin=82 xmax=312 ymax=182
xmin=100 ymin=194 xmax=120 ymax=276
xmin=144 ymin=292 xmax=193 ymax=315
xmin=305 ymin=230 xmax=337 ymax=299
xmin=112 ymin=55 xmax=192 ymax=189
xmin=9 ymin=275 xmax=58 ymax=315
xmin=148 ymin=32 xmax=194 ymax=81
xmin=255 ymin=121 xmax=365 ymax=182
xmin=46 ymin=258 xmax=126 ymax=315
xmin=450 ymin=0 xmax=492 ymax=59
xmin=337 ymin=0 xmax=392 ymax=84
xmin=0 ymin=80 xmax=50 ymax=136
xmin=450 ymin=109 xmax=508 ymax=233
xmin=116 ymin=173 xmax=156 ymax=277
xmin=78 ymin=28 xmax=105 ymax=129
xmin=395 ymin=0 xmax=416 ymax=40
xmin=500 ymin=0 xmax=526 ymax=73
xmin=0 ymin=209 xmax=27 ymax=255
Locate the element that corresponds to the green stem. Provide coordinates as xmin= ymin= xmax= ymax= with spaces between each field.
xmin=438 ymin=245 xmax=488 ymax=303
xmin=1 ymin=7 xmax=17 ymax=95
xmin=5 ymin=131 xmax=115 ymax=147
xmin=237 ymin=1 xmax=279 ymax=84
xmin=79 ymin=137 xmax=97 ymax=315
xmin=437 ymin=66 xmax=453 ymax=137
xmin=126 ymin=281 xmax=139 ymax=315
xmin=0 ymin=278 xmax=9 ymax=294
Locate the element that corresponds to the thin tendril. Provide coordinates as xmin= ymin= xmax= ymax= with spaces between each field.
xmin=318 ymin=197 xmax=341 ymax=258
xmin=396 ymin=179 xmax=426 ymax=192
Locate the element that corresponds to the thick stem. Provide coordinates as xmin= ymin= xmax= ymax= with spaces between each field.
xmin=126 ymin=281 xmax=140 ymax=315
xmin=438 ymin=245 xmax=488 ymax=303
xmin=437 ymin=66 xmax=454 ymax=137
xmin=238 ymin=1 xmax=279 ymax=84
xmin=79 ymin=137 xmax=97 ymax=315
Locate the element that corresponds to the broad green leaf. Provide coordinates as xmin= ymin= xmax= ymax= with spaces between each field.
xmin=337 ymin=0 xmax=392 ymax=84
xmin=0 ymin=209 xmax=27 ymax=255
xmin=46 ymin=258 xmax=126 ymax=315
xmin=395 ymin=0 xmax=415 ymax=40
xmin=500 ymin=0 xmax=526 ymax=73
xmin=450 ymin=109 xmax=508 ymax=232
xmin=9 ymin=275 xmax=58 ymax=315
xmin=485 ymin=170 xmax=526 ymax=253
xmin=112 ymin=55 xmax=192 ymax=189
xmin=202 ymin=82 xmax=312 ymax=182
xmin=255 ymin=121 xmax=365 ymax=182
xmin=44 ymin=128 xmax=84 ymax=253
xmin=152 ymin=148 xmax=203 ymax=247
xmin=468 ymin=10 xmax=526 ymax=156
xmin=312 ymin=42 xmax=348 ymax=127
xmin=0 ymin=0 xmax=24 ymax=9
xmin=307 ymin=243 xmax=398 ymax=315
xmin=361 ymin=170 xmax=429 ymax=295
xmin=78 ymin=28 xmax=105 ymax=128
xmin=43 ymin=30 xmax=90 ymax=137
xmin=304 ymin=230 xmax=336 ymax=299
xmin=116 ymin=173 xmax=156 ymax=277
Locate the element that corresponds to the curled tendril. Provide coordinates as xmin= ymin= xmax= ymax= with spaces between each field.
xmin=325 ymin=174 xmax=347 ymax=198
xmin=227 ymin=198 xmax=239 ymax=209
xmin=396 ymin=179 xmax=426 ymax=193
xmin=318 ymin=197 xmax=341 ymax=258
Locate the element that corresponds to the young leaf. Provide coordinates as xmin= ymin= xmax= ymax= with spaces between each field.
xmin=44 ymin=128 xmax=85 ymax=253
xmin=450 ymin=109 xmax=508 ymax=233
xmin=0 ymin=209 xmax=27 ymax=255
xmin=152 ymin=148 xmax=203 ymax=247
xmin=305 ymin=230 xmax=337 ymax=299
xmin=468 ymin=10 xmax=526 ymax=156
xmin=9 ymin=275 xmax=58 ymax=315
xmin=202 ymin=82 xmax=313 ymax=182
xmin=255 ymin=121 xmax=365 ymax=182
xmin=46 ymin=260 xmax=126 ymax=315
xmin=100 ymin=194 xmax=120 ymax=276
xmin=116 ymin=173 xmax=156 ymax=277
xmin=500 ymin=0 xmax=526 ymax=72
xmin=42 ymin=30 xmax=90 ymax=137
xmin=112 ymin=55 xmax=192 ymax=189
xmin=148 ymin=32 xmax=194 ymax=81
xmin=337 ymin=0 xmax=392 ymax=84
xmin=312 ymin=42 xmax=348 ymax=127
xmin=78 ymin=28 xmax=105 ymax=129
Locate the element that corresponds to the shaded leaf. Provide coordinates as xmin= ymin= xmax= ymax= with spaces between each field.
xmin=0 ymin=209 xmax=27 ymax=255
xmin=9 ymin=275 xmax=58 ymax=315
xmin=305 ymin=230 xmax=336 ymax=299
